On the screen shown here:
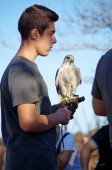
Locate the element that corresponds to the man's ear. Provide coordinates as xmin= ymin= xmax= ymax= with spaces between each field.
xmin=31 ymin=29 xmax=40 ymax=40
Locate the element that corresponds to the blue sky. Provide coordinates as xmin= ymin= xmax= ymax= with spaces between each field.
xmin=0 ymin=0 xmax=108 ymax=135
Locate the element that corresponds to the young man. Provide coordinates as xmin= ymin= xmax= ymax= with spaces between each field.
xmin=0 ymin=5 xmax=72 ymax=170
xmin=80 ymin=125 xmax=112 ymax=170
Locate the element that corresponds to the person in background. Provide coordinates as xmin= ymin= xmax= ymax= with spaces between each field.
xmin=91 ymin=49 xmax=112 ymax=147
xmin=80 ymin=124 xmax=112 ymax=170
xmin=56 ymin=125 xmax=82 ymax=170
xmin=0 ymin=5 xmax=72 ymax=170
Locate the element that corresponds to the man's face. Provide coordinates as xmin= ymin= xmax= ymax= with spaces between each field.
xmin=36 ymin=22 xmax=57 ymax=56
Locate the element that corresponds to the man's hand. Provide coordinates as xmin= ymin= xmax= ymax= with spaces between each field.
xmin=55 ymin=107 xmax=72 ymax=125
xmin=60 ymin=96 xmax=85 ymax=119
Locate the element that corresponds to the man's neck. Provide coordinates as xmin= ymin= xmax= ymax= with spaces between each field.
xmin=16 ymin=41 xmax=38 ymax=62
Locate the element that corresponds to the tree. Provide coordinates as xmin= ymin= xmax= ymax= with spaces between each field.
xmin=57 ymin=0 xmax=112 ymax=51
xmin=0 ymin=90 xmax=1 ymax=106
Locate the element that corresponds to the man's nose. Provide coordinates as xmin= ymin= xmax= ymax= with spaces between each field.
xmin=52 ymin=36 xmax=57 ymax=44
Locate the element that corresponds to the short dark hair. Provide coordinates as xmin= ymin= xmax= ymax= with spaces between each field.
xmin=18 ymin=4 xmax=59 ymax=40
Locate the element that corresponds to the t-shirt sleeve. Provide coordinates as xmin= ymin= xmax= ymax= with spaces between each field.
xmin=89 ymin=138 xmax=98 ymax=149
xmin=91 ymin=77 xmax=102 ymax=99
xmin=91 ymin=59 xmax=103 ymax=99
xmin=9 ymin=64 xmax=39 ymax=107
xmin=60 ymin=134 xmax=76 ymax=151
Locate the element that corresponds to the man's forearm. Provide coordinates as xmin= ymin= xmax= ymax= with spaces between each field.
xmin=80 ymin=139 xmax=97 ymax=170
xmin=80 ymin=148 xmax=91 ymax=170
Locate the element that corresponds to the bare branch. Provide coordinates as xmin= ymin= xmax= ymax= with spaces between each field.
xmin=57 ymin=0 xmax=112 ymax=51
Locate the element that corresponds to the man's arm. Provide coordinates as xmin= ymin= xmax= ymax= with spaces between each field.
xmin=0 ymin=145 xmax=4 ymax=170
xmin=57 ymin=150 xmax=73 ymax=170
xmin=17 ymin=103 xmax=71 ymax=132
xmin=80 ymin=139 xmax=97 ymax=170
xmin=92 ymin=97 xmax=106 ymax=116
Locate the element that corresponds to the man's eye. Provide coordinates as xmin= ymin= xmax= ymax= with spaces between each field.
xmin=49 ymin=34 xmax=53 ymax=37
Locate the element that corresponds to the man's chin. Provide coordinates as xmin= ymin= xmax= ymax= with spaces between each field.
xmin=42 ymin=51 xmax=50 ymax=56
xmin=41 ymin=53 xmax=49 ymax=57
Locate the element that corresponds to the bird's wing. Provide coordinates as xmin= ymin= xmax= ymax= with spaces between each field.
xmin=55 ymin=68 xmax=60 ymax=94
xmin=75 ymin=67 xmax=82 ymax=86
xmin=55 ymin=66 xmax=68 ymax=98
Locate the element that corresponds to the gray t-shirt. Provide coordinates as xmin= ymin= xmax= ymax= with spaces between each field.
xmin=92 ymin=49 xmax=112 ymax=144
xmin=1 ymin=56 xmax=56 ymax=169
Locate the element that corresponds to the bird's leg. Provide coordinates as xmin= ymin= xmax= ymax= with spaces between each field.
xmin=72 ymin=93 xmax=79 ymax=98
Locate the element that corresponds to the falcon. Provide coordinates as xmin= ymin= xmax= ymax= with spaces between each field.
xmin=55 ymin=55 xmax=82 ymax=102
